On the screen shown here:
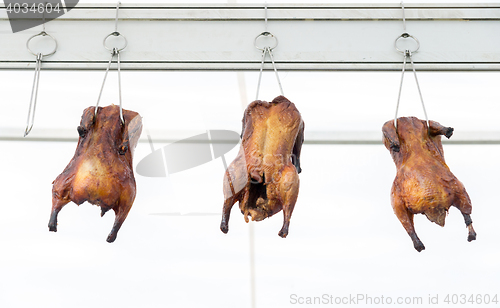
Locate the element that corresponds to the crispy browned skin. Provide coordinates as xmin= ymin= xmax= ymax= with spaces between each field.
xmin=382 ymin=117 xmax=476 ymax=252
xmin=49 ymin=105 xmax=142 ymax=243
xmin=221 ymin=96 xmax=304 ymax=237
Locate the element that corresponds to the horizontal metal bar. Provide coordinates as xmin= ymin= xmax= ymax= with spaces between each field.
xmin=1 ymin=62 xmax=499 ymax=71
xmin=0 ymin=3 xmax=499 ymax=71
xmin=2 ymin=128 xmax=500 ymax=144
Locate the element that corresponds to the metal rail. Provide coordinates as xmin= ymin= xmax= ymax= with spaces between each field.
xmin=0 ymin=3 xmax=499 ymax=71
xmin=2 ymin=128 xmax=500 ymax=144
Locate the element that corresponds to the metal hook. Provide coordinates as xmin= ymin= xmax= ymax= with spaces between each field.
xmin=393 ymin=2 xmax=428 ymax=131
xmin=407 ymin=51 xmax=429 ymax=129
xmin=96 ymin=2 xmax=125 ymax=125
xmin=24 ymin=12 xmax=57 ymax=137
xmin=254 ymin=3 xmax=283 ymax=100
xmin=394 ymin=2 xmax=419 ymax=54
xmin=394 ymin=33 xmax=420 ymax=54
xmin=104 ymin=2 xmax=127 ymax=52
xmin=264 ymin=2 xmax=268 ymax=32
xmin=116 ymin=48 xmax=124 ymax=125
xmin=26 ymin=4 xmax=57 ymax=57
xmin=42 ymin=2 xmax=46 ymax=32
xmin=26 ymin=31 xmax=58 ymax=57
xmin=255 ymin=49 xmax=266 ymax=100
xmin=103 ymin=32 xmax=128 ymax=52
xmin=24 ymin=53 xmax=43 ymax=137
xmin=95 ymin=49 xmax=125 ymax=126
xmin=255 ymin=47 xmax=283 ymax=100
xmin=394 ymin=50 xmax=429 ymax=131
xmin=267 ymin=48 xmax=283 ymax=96
xmin=401 ymin=1 xmax=406 ymax=33
xmin=254 ymin=31 xmax=278 ymax=51
xmin=95 ymin=51 xmax=113 ymax=118
xmin=394 ymin=52 xmax=407 ymax=130
xmin=115 ymin=1 xmax=121 ymax=33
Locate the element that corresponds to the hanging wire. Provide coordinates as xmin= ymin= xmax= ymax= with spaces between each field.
xmin=24 ymin=3 xmax=57 ymax=137
xmin=42 ymin=2 xmax=46 ymax=32
xmin=408 ymin=51 xmax=429 ymax=128
xmin=255 ymin=47 xmax=283 ymax=100
xmin=401 ymin=1 xmax=406 ymax=33
xmin=24 ymin=53 xmax=43 ymax=137
xmin=117 ymin=49 xmax=124 ymax=123
xmin=394 ymin=53 xmax=407 ymax=129
xmin=267 ymin=48 xmax=283 ymax=95
xmin=114 ymin=1 xmax=120 ymax=33
xmin=95 ymin=48 xmax=124 ymax=124
xmin=393 ymin=2 xmax=429 ymax=131
xmin=95 ymin=1 xmax=126 ymax=125
xmin=255 ymin=49 xmax=266 ymax=100
xmin=264 ymin=2 xmax=268 ymax=32
xmin=254 ymin=4 xmax=284 ymax=100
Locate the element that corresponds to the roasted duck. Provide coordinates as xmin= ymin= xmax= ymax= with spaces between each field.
xmin=49 ymin=105 xmax=142 ymax=242
xmin=382 ymin=117 xmax=476 ymax=252
xmin=221 ymin=96 xmax=304 ymax=237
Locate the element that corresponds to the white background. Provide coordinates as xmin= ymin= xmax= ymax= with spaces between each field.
xmin=1 ymin=1 xmax=500 ymax=308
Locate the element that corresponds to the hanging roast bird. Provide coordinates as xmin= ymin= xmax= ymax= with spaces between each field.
xmin=221 ymin=95 xmax=305 ymax=237
xmin=382 ymin=116 xmax=476 ymax=252
xmin=49 ymin=105 xmax=142 ymax=243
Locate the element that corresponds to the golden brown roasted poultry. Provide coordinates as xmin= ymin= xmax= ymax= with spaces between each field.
xmin=221 ymin=96 xmax=304 ymax=237
xmin=49 ymin=105 xmax=142 ymax=242
xmin=382 ymin=117 xmax=476 ymax=252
